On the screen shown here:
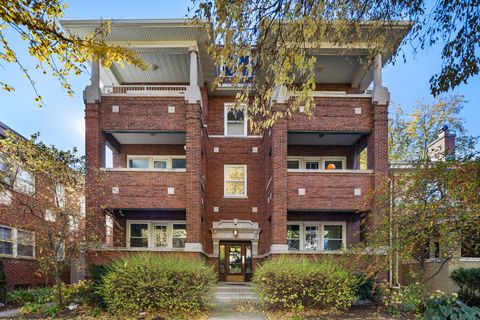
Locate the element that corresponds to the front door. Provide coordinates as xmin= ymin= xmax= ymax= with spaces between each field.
xmin=219 ymin=242 xmax=252 ymax=282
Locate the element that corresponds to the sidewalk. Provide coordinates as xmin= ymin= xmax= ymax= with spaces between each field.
xmin=208 ymin=283 xmax=266 ymax=320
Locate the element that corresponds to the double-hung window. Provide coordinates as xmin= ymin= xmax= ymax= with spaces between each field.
xmin=225 ymin=104 xmax=247 ymax=136
xmin=129 ymin=223 xmax=149 ymax=248
xmin=322 ymin=157 xmax=346 ymax=170
xmin=286 ymin=222 xmax=346 ymax=251
xmin=127 ymin=221 xmax=187 ymax=249
xmin=172 ymin=224 xmax=187 ymax=248
xmin=224 ymin=165 xmax=247 ymax=198
xmin=0 ymin=226 xmax=13 ymax=255
xmin=0 ymin=225 xmax=35 ymax=258
xmin=287 ymin=225 xmax=300 ymax=250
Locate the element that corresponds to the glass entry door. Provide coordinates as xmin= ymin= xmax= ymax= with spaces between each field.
xmin=219 ymin=242 xmax=252 ymax=282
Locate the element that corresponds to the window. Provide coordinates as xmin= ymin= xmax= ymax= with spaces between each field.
xmin=224 ymin=165 xmax=247 ymax=197
xmin=286 ymin=222 xmax=346 ymax=251
xmin=0 ymin=226 xmax=35 ymax=258
xmin=304 ymin=225 xmax=319 ymax=250
xmin=172 ymin=224 xmax=187 ymax=248
xmin=14 ymin=169 xmax=35 ymax=195
xmin=127 ymin=156 xmax=186 ymax=170
xmin=18 ymin=230 xmax=35 ymax=258
xmin=0 ymin=227 xmax=13 ymax=255
xmin=322 ymin=157 xmax=346 ymax=170
xmin=225 ymin=104 xmax=247 ymax=136
xmin=153 ymin=160 xmax=167 ymax=169
xmin=154 ymin=224 xmax=168 ymax=248
xmin=287 ymin=225 xmax=300 ymax=250
xmin=172 ymin=158 xmax=186 ymax=169
xmin=287 ymin=159 xmax=300 ymax=169
xmin=305 ymin=161 xmax=319 ymax=170
xmin=129 ymin=158 xmax=149 ymax=169
xmin=129 ymin=224 xmax=149 ymax=248
xmin=323 ymin=225 xmax=343 ymax=250
xmin=126 ymin=221 xmax=187 ymax=249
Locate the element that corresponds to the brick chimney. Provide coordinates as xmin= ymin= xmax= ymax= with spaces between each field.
xmin=427 ymin=125 xmax=456 ymax=160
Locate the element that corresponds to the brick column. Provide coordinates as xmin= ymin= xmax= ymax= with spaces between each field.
xmin=85 ymin=102 xmax=106 ymax=243
xmin=367 ymin=102 xmax=389 ymax=228
xmin=185 ymin=102 xmax=203 ymax=252
xmin=270 ymin=108 xmax=289 ymax=253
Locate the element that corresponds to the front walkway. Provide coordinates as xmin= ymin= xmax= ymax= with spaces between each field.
xmin=208 ymin=283 xmax=266 ymax=320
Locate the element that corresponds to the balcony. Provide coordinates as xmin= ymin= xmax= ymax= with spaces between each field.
xmin=287 ymin=170 xmax=373 ymax=211
xmin=100 ymin=168 xmax=186 ymax=209
xmin=102 ymin=85 xmax=187 ymax=97
xmin=288 ymin=94 xmax=373 ymax=132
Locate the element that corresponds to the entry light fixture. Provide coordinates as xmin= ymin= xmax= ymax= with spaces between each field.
xmin=233 ymin=229 xmax=238 ymax=237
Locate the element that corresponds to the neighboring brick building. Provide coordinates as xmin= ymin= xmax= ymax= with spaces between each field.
xmin=62 ymin=19 xmax=409 ymax=282
xmin=0 ymin=122 xmax=70 ymax=289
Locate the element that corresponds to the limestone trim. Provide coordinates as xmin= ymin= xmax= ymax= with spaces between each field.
xmin=211 ymin=219 xmax=261 ymax=256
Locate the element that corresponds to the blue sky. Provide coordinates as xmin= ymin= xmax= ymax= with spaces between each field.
xmin=0 ymin=0 xmax=478 ymax=155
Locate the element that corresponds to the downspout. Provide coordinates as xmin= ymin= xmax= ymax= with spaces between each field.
xmin=388 ymin=176 xmax=401 ymax=288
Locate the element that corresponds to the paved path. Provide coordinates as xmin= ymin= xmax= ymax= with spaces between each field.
xmin=208 ymin=283 xmax=266 ymax=320
xmin=0 ymin=308 xmax=21 ymax=319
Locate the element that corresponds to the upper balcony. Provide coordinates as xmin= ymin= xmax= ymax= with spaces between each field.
xmin=97 ymin=131 xmax=188 ymax=210
xmin=288 ymin=92 xmax=373 ymax=133
xmin=286 ymin=131 xmax=372 ymax=211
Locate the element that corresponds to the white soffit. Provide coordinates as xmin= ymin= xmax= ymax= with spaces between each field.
xmin=111 ymin=132 xmax=186 ymax=144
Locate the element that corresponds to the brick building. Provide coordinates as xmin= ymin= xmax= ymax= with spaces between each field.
xmin=0 ymin=122 xmax=71 ymax=289
xmin=62 ymin=19 xmax=409 ymax=282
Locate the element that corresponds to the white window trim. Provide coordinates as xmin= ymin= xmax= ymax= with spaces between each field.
xmin=224 ymin=103 xmax=248 ymax=137
xmin=0 ymin=224 xmax=35 ymax=259
xmin=127 ymin=155 xmax=186 ymax=171
xmin=286 ymin=221 xmax=347 ymax=251
xmin=286 ymin=156 xmax=348 ymax=171
xmin=224 ymin=164 xmax=248 ymax=198
xmin=126 ymin=220 xmax=187 ymax=250
xmin=287 ymin=158 xmax=302 ymax=169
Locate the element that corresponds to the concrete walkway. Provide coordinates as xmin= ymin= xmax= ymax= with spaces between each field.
xmin=208 ymin=283 xmax=266 ymax=320
xmin=0 ymin=308 xmax=21 ymax=319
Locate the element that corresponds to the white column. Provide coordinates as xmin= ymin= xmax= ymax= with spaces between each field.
xmin=83 ymin=59 xmax=101 ymax=103
xmin=373 ymin=53 xmax=382 ymax=88
xmin=91 ymin=60 xmax=100 ymax=88
xmin=189 ymin=46 xmax=199 ymax=86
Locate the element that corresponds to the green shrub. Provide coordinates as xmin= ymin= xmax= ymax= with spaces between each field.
xmin=51 ymin=280 xmax=95 ymax=305
xmin=354 ymin=272 xmax=379 ymax=301
xmin=88 ymin=263 xmax=111 ymax=308
xmin=7 ymin=287 xmax=52 ymax=305
xmin=450 ymin=267 xmax=480 ymax=306
xmin=423 ymin=291 xmax=480 ymax=320
xmin=97 ymin=254 xmax=216 ymax=316
xmin=380 ymin=282 xmax=424 ymax=317
xmin=252 ymin=256 xmax=360 ymax=311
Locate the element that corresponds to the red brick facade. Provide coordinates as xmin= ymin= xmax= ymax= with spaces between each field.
xmin=84 ymin=92 xmax=388 ymax=274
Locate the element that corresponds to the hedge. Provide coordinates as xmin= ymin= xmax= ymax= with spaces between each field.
xmin=252 ymin=256 xmax=360 ymax=311
xmin=97 ymin=254 xmax=216 ymax=316
xmin=450 ymin=267 xmax=480 ymax=306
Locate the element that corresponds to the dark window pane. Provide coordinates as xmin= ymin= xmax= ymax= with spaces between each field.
xmin=288 ymin=239 xmax=300 ymax=250
xmin=324 ymin=225 xmax=342 ymax=239
xmin=172 ymin=159 xmax=186 ymax=169
xmin=227 ymin=109 xmax=245 ymax=122
xmin=173 ymin=224 xmax=187 ymax=238
xmin=0 ymin=241 xmax=12 ymax=255
xmin=287 ymin=225 xmax=300 ymax=239
xmin=305 ymin=162 xmax=319 ymax=170
xmin=324 ymin=239 xmax=343 ymax=251
xmin=130 ymin=224 xmax=148 ymax=237
xmin=173 ymin=238 xmax=186 ymax=248
xmin=129 ymin=159 xmax=149 ymax=168
xmin=130 ymin=238 xmax=148 ymax=248
xmin=154 ymin=161 xmax=167 ymax=169
xmin=287 ymin=160 xmax=300 ymax=169
xmin=18 ymin=244 xmax=34 ymax=257
xmin=0 ymin=227 xmax=12 ymax=241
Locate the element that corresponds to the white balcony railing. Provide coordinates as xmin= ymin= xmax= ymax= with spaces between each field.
xmin=102 ymin=85 xmax=187 ymax=97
